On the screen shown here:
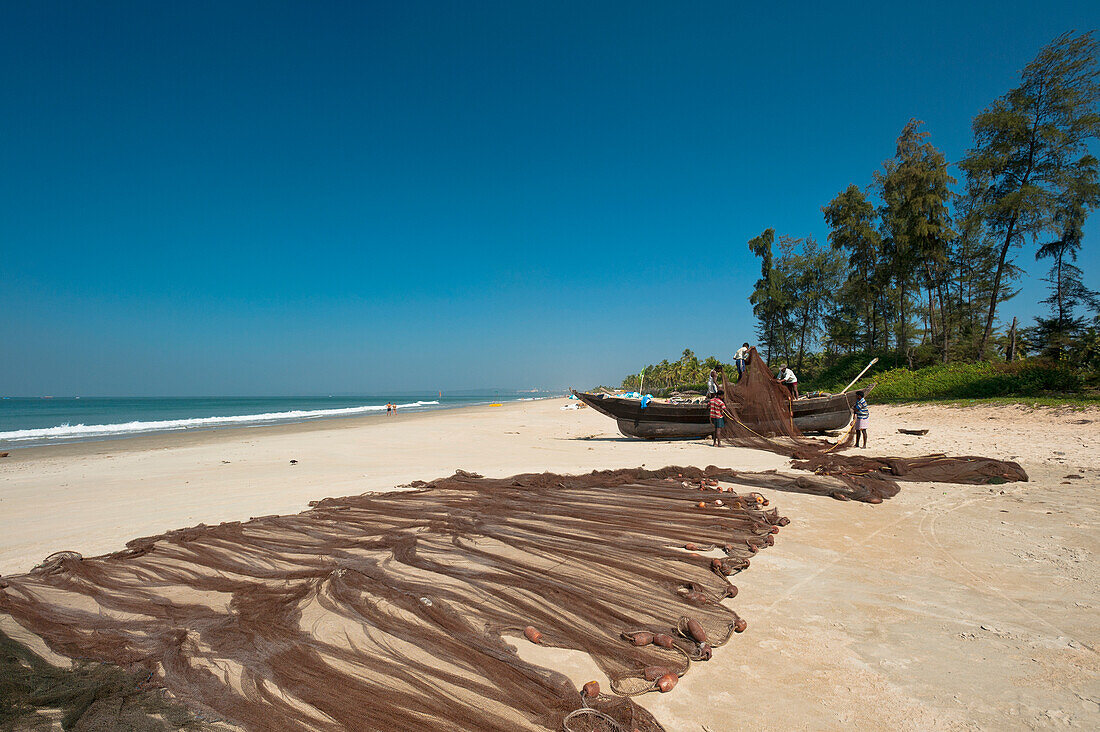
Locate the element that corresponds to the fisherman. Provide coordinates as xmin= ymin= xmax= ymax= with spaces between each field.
xmin=709 ymin=389 xmax=725 ymax=446
xmin=853 ymin=390 xmax=870 ymax=448
xmin=706 ymin=369 xmax=719 ymax=400
xmin=776 ymin=364 xmax=799 ymax=399
xmin=733 ymin=342 xmax=750 ymax=380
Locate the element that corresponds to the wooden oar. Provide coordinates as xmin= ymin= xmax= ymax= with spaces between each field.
xmin=840 ymin=358 xmax=879 ymax=394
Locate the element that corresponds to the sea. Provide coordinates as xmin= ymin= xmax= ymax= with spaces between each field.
xmin=0 ymin=391 xmax=562 ymax=449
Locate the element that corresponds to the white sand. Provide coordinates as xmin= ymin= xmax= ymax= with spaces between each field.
xmin=1 ymin=399 xmax=1097 ymax=729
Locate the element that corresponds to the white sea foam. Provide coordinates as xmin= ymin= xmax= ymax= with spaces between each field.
xmin=0 ymin=401 xmax=441 ymax=443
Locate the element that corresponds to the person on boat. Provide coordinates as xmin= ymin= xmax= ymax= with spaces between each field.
xmin=853 ymin=390 xmax=870 ymax=448
xmin=708 ymin=389 xmax=725 ymax=446
xmin=733 ymin=343 xmax=750 ymax=380
xmin=776 ymin=365 xmax=799 ymax=399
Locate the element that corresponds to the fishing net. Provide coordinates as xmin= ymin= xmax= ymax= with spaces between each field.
xmin=0 ymin=626 xmax=211 ymax=731
xmin=717 ymin=348 xmax=1028 ymax=502
xmin=1 ymin=466 xmax=791 ymax=732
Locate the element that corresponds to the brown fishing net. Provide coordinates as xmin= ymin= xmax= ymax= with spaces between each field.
xmin=1 ymin=466 xmax=791 ymax=732
xmin=0 ymin=626 xmax=210 ymax=730
xmin=717 ymin=348 xmax=1028 ymax=502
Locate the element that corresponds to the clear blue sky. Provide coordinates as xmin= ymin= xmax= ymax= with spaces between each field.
xmin=2 ymin=1 xmax=1098 ymax=396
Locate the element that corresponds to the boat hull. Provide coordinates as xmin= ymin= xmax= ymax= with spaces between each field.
xmin=575 ymin=388 xmax=869 ymax=440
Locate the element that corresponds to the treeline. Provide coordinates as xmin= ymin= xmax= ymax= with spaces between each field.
xmin=749 ymin=32 xmax=1100 ymax=373
xmin=621 ymin=349 xmax=727 ymax=392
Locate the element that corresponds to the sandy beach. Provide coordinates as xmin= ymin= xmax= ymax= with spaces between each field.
xmin=2 ymin=399 xmax=1098 ymax=730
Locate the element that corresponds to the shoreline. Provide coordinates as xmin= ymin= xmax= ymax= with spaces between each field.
xmin=0 ymin=395 xmax=559 ymax=452
xmin=0 ymin=397 xmax=559 ymax=461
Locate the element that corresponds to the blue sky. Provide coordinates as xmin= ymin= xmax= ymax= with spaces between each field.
xmin=2 ymin=1 xmax=1098 ymax=395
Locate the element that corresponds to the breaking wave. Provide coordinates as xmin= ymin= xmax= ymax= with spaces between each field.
xmin=0 ymin=401 xmax=441 ymax=443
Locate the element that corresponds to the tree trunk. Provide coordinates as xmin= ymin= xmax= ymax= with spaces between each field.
xmin=937 ymin=282 xmax=950 ymax=363
xmin=1007 ymin=317 xmax=1018 ymax=361
xmin=978 ymin=211 xmax=1020 ymax=357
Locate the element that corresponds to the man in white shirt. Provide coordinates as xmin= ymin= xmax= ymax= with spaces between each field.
xmin=776 ymin=364 xmax=799 ymax=399
xmin=733 ymin=343 xmax=750 ymax=380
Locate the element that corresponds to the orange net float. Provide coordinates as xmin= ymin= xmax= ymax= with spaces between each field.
xmin=621 ymin=631 xmax=653 ymax=647
xmin=685 ymin=618 xmax=707 ymax=644
xmin=656 ymin=673 xmax=677 ymax=693
xmin=652 ymin=633 xmax=675 ymax=649
xmin=523 ymin=626 xmax=542 ymax=644
xmin=582 ymin=681 xmax=600 ymax=698
xmin=734 ymin=618 xmax=748 ymax=633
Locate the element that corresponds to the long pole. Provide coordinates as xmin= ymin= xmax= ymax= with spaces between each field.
xmin=840 ymin=357 xmax=878 ymax=394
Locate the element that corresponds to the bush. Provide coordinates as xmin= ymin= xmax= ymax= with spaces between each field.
xmin=821 ymin=359 xmax=1083 ymax=403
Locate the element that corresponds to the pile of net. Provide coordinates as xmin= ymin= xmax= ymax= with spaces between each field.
xmin=717 ymin=348 xmax=1028 ymax=502
xmin=1 ymin=466 xmax=789 ymax=732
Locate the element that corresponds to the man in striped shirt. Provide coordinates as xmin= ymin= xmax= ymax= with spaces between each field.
xmin=709 ymin=389 xmax=725 ymax=447
xmin=853 ymin=390 xmax=869 ymax=448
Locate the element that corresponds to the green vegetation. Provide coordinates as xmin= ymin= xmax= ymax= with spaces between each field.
xmin=807 ymin=359 xmax=1088 ymax=403
xmin=621 ymin=32 xmax=1100 ymax=407
xmin=747 ymin=32 xmax=1099 ymax=367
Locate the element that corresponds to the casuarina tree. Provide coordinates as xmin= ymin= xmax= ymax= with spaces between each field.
xmin=960 ymin=31 xmax=1100 ymax=358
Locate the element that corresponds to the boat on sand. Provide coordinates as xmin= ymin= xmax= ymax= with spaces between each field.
xmin=572 ymin=387 xmax=872 ymax=439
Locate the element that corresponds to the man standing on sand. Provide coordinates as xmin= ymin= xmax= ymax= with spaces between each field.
xmin=853 ymin=390 xmax=869 ymax=447
xmin=733 ymin=343 xmax=750 ymax=380
xmin=776 ymin=364 xmax=799 ymax=399
xmin=709 ymin=389 xmax=725 ymax=446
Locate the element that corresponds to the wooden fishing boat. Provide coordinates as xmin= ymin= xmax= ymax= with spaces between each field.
xmin=572 ymin=386 xmax=874 ymax=439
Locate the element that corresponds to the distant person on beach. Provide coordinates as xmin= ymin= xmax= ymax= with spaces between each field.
xmin=733 ymin=343 xmax=750 ymax=380
xmin=709 ymin=389 xmax=725 ymax=446
xmin=854 ymin=390 xmax=870 ymax=447
xmin=776 ymin=365 xmax=799 ymax=399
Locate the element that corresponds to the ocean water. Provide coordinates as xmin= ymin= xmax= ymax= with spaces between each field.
xmin=0 ymin=392 xmax=560 ymax=448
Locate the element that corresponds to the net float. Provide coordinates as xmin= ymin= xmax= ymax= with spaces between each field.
xmin=771 ymin=526 xmax=780 ymax=534
xmin=644 ymin=665 xmax=672 ymax=681
xmin=653 ymin=633 xmax=675 ymax=648
xmin=623 ymin=631 xmax=653 ymax=646
xmin=723 ymin=584 xmax=738 ymax=598
xmin=685 ymin=618 xmax=707 ymax=643
xmin=764 ymin=535 xmax=774 ymax=547
xmin=698 ymin=643 xmax=713 ymax=660
xmin=684 ymin=542 xmax=699 ymax=551
xmin=696 ymin=502 xmax=706 ymax=509
xmin=582 ymin=681 xmax=600 ymax=698
xmin=734 ymin=618 xmax=748 ymax=633
xmin=524 ymin=626 xmax=542 ymax=644
xmin=656 ymin=673 xmax=678 ymax=693
xmin=711 ymin=558 xmax=726 ymax=574
xmin=714 ymin=499 xmax=723 ymax=506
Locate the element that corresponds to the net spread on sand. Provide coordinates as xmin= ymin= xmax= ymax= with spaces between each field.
xmin=717 ymin=348 xmax=1028 ymax=502
xmin=2 ymin=467 xmax=790 ymax=732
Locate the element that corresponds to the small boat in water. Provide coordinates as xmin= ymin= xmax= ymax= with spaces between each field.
xmin=572 ymin=386 xmax=872 ymax=439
